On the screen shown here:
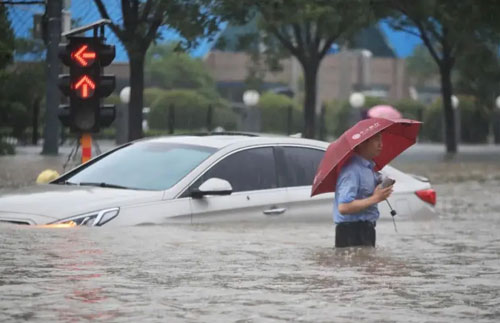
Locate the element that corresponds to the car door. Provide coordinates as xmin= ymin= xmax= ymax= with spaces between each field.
xmin=275 ymin=146 xmax=334 ymax=222
xmin=187 ymin=146 xmax=289 ymax=224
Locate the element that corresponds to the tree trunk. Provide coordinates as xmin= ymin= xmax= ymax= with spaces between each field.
xmin=128 ymin=53 xmax=145 ymax=141
xmin=302 ymin=60 xmax=319 ymax=139
xmin=439 ymin=61 xmax=457 ymax=153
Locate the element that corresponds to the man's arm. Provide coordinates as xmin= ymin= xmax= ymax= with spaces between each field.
xmin=339 ymin=184 xmax=393 ymax=215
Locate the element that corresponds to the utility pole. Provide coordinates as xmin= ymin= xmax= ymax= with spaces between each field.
xmin=42 ymin=0 xmax=62 ymax=155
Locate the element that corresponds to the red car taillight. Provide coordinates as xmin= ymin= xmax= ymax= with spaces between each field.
xmin=415 ymin=189 xmax=436 ymax=206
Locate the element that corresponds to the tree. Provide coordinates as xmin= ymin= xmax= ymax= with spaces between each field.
xmin=406 ymin=44 xmax=438 ymax=87
xmin=213 ymin=0 xmax=374 ymax=138
xmin=94 ymin=0 xmax=219 ymax=140
xmin=0 ymin=4 xmax=14 ymax=70
xmin=145 ymin=43 xmax=218 ymax=99
xmin=385 ymin=0 xmax=498 ymax=153
xmin=455 ymin=42 xmax=500 ymax=142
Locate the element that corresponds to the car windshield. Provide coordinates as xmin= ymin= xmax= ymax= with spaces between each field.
xmin=64 ymin=142 xmax=217 ymax=190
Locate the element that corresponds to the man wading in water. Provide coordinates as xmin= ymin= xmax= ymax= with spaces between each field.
xmin=333 ymin=133 xmax=394 ymax=248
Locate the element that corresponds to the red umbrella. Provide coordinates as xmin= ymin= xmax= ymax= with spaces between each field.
xmin=311 ymin=118 xmax=421 ymax=197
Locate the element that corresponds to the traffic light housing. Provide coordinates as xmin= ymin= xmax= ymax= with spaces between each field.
xmin=58 ymin=37 xmax=116 ymax=133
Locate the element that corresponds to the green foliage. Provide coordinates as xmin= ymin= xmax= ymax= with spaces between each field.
xmin=0 ymin=62 xmax=45 ymax=141
xmin=144 ymin=87 xmax=168 ymax=107
xmin=324 ymin=97 xmax=428 ymax=140
xmin=323 ymin=100 xmax=351 ymax=138
xmin=0 ymin=140 xmax=15 ymax=155
xmin=455 ymin=41 xmax=500 ymax=117
xmin=394 ymin=99 xmax=426 ymax=121
xmin=213 ymin=0 xmax=378 ymax=138
xmin=457 ymin=96 xmax=489 ymax=143
xmin=421 ymin=96 xmax=490 ymax=143
xmin=406 ymin=45 xmax=439 ymax=86
xmin=145 ymin=44 xmax=218 ymax=99
xmin=258 ymin=92 xmax=302 ymax=134
xmin=421 ymin=100 xmax=443 ymax=142
xmin=148 ymin=89 xmax=237 ymax=131
xmin=0 ymin=5 xmax=14 ymax=70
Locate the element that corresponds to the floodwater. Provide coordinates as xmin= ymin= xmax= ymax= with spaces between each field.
xmin=2 ymin=144 xmax=500 ymax=322
xmin=1 ymin=177 xmax=500 ymax=322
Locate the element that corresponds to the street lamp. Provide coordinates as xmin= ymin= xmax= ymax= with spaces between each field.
xmin=241 ymin=90 xmax=261 ymax=132
xmin=243 ymin=89 xmax=260 ymax=107
xmin=119 ymin=86 xmax=131 ymax=104
xmin=495 ymin=95 xmax=500 ymax=110
xmin=116 ymin=86 xmax=130 ymax=144
xmin=349 ymin=92 xmax=365 ymax=124
xmin=490 ymin=95 xmax=500 ymax=144
xmin=451 ymin=95 xmax=459 ymax=110
xmin=349 ymin=92 xmax=365 ymax=109
xmin=451 ymin=95 xmax=460 ymax=145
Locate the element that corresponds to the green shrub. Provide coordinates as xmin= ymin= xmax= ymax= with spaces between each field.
xmin=144 ymin=87 xmax=167 ymax=107
xmin=393 ymin=99 xmax=426 ymax=121
xmin=258 ymin=92 xmax=302 ymax=134
xmin=421 ymin=100 xmax=443 ymax=142
xmin=0 ymin=138 xmax=15 ymax=155
xmin=148 ymin=89 xmax=237 ymax=132
xmin=457 ymin=96 xmax=489 ymax=143
xmin=420 ymin=96 xmax=489 ymax=143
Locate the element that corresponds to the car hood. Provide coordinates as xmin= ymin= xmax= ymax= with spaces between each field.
xmin=0 ymin=184 xmax=164 ymax=221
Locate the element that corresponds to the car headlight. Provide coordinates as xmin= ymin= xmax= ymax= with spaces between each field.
xmin=46 ymin=208 xmax=120 ymax=227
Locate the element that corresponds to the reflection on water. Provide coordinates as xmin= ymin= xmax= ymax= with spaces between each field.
xmin=1 ymin=180 xmax=500 ymax=322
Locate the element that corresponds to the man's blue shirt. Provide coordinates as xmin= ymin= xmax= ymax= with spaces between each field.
xmin=333 ymin=154 xmax=380 ymax=224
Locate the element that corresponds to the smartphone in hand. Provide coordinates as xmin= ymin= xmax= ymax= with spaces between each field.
xmin=381 ymin=177 xmax=396 ymax=188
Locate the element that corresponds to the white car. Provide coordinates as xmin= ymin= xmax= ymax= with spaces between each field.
xmin=0 ymin=134 xmax=436 ymax=227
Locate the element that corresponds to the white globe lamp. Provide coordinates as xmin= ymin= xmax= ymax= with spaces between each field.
xmin=451 ymin=95 xmax=459 ymax=110
xmin=120 ymin=86 xmax=131 ymax=104
xmin=349 ymin=92 xmax=365 ymax=109
xmin=243 ymin=90 xmax=260 ymax=107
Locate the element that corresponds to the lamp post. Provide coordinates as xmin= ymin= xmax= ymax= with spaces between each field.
xmin=349 ymin=92 xmax=365 ymax=125
xmin=116 ymin=86 xmax=130 ymax=144
xmin=242 ymin=90 xmax=261 ymax=132
xmin=451 ymin=95 xmax=460 ymax=145
xmin=492 ymin=95 xmax=500 ymax=144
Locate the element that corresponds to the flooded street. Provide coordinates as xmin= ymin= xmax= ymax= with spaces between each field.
xmin=1 ymin=144 xmax=500 ymax=322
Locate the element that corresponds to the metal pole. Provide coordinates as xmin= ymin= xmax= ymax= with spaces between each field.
xmin=42 ymin=0 xmax=62 ymax=155
xmin=206 ymin=104 xmax=213 ymax=132
xmin=286 ymin=105 xmax=293 ymax=135
xmin=168 ymin=104 xmax=175 ymax=134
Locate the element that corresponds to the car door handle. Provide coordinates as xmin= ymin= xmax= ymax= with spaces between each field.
xmin=263 ymin=207 xmax=287 ymax=216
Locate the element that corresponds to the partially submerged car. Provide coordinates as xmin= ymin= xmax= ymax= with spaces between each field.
xmin=0 ymin=134 xmax=436 ymax=227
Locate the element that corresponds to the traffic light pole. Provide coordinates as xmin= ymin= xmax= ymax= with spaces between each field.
xmin=80 ymin=133 xmax=92 ymax=163
xmin=42 ymin=0 xmax=62 ymax=155
xmin=57 ymin=19 xmax=116 ymax=166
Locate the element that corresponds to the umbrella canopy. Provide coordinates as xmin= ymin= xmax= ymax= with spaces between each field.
xmin=311 ymin=118 xmax=421 ymax=197
xmin=367 ymin=105 xmax=402 ymax=120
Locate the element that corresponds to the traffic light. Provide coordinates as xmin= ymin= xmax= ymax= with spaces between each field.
xmin=58 ymin=37 xmax=116 ymax=133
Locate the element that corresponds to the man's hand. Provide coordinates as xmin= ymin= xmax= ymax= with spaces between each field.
xmin=372 ymin=184 xmax=393 ymax=203
xmin=338 ymin=184 xmax=394 ymax=215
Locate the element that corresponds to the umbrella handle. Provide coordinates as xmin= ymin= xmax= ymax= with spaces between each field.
xmin=385 ymin=199 xmax=398 ymax=233
xmin=385 ymin=199 xmax=397 ymax=216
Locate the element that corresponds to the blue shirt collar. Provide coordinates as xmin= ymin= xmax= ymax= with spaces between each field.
xmin=352 ymin=153 xmax=375 ymax=169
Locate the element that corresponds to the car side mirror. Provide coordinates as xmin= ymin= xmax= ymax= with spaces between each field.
xmin=191 ymin=178 xmax=233 ymax=199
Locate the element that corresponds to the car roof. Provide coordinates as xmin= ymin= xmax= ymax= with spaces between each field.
xmin=138 ymin=134 xmax=329 ymax=150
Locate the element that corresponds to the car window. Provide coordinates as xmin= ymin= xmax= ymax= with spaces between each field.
xmin=280 ymin=147 xmax=324 ymax=187
xmin=64 ymin=142 xmax=217 ymax=190
xmin=192 ymin=147 xmax=278 ymax=193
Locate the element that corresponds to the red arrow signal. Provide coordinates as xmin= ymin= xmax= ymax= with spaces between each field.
xmin=71 ymin=45 xmax=96 ymax=67
xmin=73 ymin=75 xmax=96 ymax=99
